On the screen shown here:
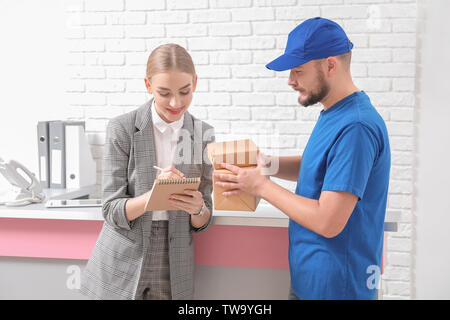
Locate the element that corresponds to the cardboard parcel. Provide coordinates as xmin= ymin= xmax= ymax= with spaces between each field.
xmin=207 ymin=139 xmax=261 ymax=211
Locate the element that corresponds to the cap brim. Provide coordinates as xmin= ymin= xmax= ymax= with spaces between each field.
xmin=266 ymin=54 xmax=309 ymax=71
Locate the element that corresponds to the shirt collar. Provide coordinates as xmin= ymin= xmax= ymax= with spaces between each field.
xmin=320 ymin=91 xmax=365 ymax=117
xmin=151 ymin=99 xmax=185 ymax=134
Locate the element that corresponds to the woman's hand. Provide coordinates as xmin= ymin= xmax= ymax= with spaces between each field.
xmin=156 ymin=166 xmax=204 ymax=215
xmin=157 ymin=165 xmax=185 ymax=180
xmin=169 ymin=190 xmax=204 ymax=215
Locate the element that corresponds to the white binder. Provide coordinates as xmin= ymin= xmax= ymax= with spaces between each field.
xmin=65 ymin=123 xmax=97 ymax=189
xmin=49 ymin=121 xmax=66 ymax=188
xmin=37 ymin=121 xmax=51 ymax=188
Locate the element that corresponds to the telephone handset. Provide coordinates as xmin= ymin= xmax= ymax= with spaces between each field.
xmin=0 ymin=157 xmax=45 ymax=206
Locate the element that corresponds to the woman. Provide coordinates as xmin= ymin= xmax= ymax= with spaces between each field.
xmin=80 ymin=44 xmax=215 ymax=300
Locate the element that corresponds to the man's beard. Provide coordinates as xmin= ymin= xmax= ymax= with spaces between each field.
xmin=298 ymin=71 xmax=330 ymax=107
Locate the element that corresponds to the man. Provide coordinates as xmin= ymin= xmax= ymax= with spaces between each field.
xmin=214 ymin=17 xmax=391 ymax=300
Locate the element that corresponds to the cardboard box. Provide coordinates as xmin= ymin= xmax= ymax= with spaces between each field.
xmin=207 ymin=139 xmax=261 ymax=212
xmin=207 ymin=139 xmax=258 ymax=170
xmin=212 ymin=167 xmax=261 ymax=211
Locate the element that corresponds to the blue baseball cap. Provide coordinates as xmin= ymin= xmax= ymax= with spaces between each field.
xmin=266 ymin=17 xmax=353 ymax=71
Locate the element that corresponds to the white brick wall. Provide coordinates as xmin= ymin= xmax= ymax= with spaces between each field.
xmin=64 ymin=0 xmax=418 ymax=299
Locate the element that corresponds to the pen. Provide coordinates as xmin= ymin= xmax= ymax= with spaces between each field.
xmin=153 ymin=165 xmax=186 ymax=178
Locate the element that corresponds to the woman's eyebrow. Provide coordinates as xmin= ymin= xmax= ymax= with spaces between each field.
xmin=157 ymin=83 xmax=191 ymax=91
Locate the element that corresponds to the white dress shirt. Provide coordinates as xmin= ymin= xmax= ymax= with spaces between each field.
xmin=151 ymin=100 xmax=185 ymax=220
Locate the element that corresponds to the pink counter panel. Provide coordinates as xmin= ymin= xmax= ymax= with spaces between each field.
xmin=0 ymin=218 xmax=289 ymax=270
xmin=0 ymin=218 xmax=103 ymax=260
xmin=194 ymin=224 xmax=289 ymax=269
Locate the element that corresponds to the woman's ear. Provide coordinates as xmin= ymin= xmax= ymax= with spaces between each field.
xmin=192 ymin=74 xmax=198 ymax=92
xmin=144 ymin=77 xmax=152 ymax=94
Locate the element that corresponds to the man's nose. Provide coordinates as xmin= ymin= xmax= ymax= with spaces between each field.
xmin=288 ymin=70 xmax=297 ymax=87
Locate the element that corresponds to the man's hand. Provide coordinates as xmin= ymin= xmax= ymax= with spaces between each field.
xmin=213 ymin=152 xmax=270 ymax=198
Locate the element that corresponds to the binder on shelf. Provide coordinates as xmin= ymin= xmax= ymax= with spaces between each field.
xmin=49 ymin=121 xmax=67 ymax=189
xmin=65 ymin=123 xmax=97 ymax=189
xmin=48 ymin=120 xmax=87 ymax=189
xmin=37 ymin=121 xmax=50 ymax=188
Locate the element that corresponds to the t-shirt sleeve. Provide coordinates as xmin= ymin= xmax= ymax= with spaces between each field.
xmin=322 ymin=122 xmax=378 ymax=200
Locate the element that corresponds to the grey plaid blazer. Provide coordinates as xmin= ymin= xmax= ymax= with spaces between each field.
xmin=80 ymin=99 xmax=215 ymax=300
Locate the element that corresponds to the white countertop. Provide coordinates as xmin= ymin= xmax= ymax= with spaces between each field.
xmin=0 ymin=199 xmax=400 ymax=229
xmin=0 ymin=200 xmax=286 ymax=223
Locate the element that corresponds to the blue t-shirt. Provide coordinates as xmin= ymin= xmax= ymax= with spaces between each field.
xmin=290 ymin=91 xmax=391 ymax=300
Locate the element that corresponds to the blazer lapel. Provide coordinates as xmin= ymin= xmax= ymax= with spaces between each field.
xmin=134 ymin=99 xmax=156 ymax=194
xmin=133 ymin=99 xmax=157 ymax=241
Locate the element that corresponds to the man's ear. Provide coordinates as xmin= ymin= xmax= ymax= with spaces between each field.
xmin=326 ymin=57 xmax=338 ymax=77
xmin=144 ymin=77 xmax=152 ymax=94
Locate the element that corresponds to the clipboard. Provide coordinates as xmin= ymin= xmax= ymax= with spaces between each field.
xmin=144 ymin=177 xmax=201 ymax=211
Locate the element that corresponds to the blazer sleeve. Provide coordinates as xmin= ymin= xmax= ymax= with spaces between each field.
xmin=190 ymin=126 xmax=215 ymax=233
xmin=101 ymin=117 xmax=134 ymax=231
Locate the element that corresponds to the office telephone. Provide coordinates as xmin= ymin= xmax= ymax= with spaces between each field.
xmin=0 ymin=157 xmax=45 ymax=206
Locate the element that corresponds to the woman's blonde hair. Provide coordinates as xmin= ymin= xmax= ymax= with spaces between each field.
xmin=146 ymin=43 xmax=196 ymax=79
